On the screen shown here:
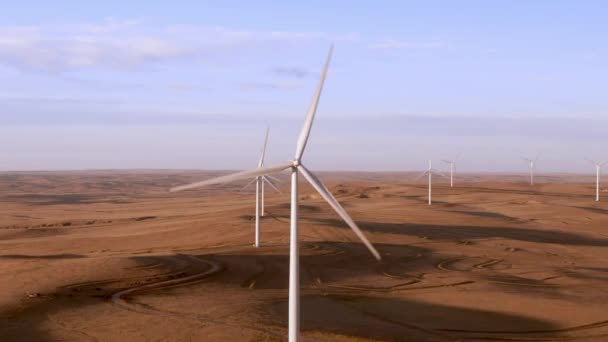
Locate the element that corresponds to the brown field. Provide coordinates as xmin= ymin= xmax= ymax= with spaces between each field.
xmin=1 ymin=171 xmax=608 ymax=341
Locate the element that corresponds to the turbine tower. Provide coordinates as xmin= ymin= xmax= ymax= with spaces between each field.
xmin=416 ymin=160 xmax=446 ymax=205
xmin=441 ymin=153 xmax=460 ymax=188
xmin=170 ymin=46 xmax=381 ymax=342
xmin=522 ymin=154 xmax=540 ymax=185
xmin=586 ymin=158 xmax=606 ymax=202
xmin=259 ymin=126 xmax=270 ymax=218
xmin=242 ymin=126 xmax=280 ymax=247
xmin=256 ymin=126 xmax=281 ymax=217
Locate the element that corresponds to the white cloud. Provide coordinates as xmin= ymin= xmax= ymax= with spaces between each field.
xmin=0 ymin=19 xmax=345 ymax=72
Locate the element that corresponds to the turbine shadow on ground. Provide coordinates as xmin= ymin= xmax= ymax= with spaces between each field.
xmin=0 ymin=241 xmax=567 ymax=342
xmin=0 ymin=289 xmax=99 ymax=342
xmin=455 ymin=185 xmax=595 ymax=199
xmin=174 ymin=242 xmax=432 ymax=290
xmin=5 ymin=230 xmax=608 ymax=342
xmin=265 ymin=294 xmax=561 ymax=341
xmin=306 ymin=218 xmax=608 ymax=247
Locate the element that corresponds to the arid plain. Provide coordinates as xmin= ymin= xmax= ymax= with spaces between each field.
xmin=1 ymin=171 xmax=608 ymax=341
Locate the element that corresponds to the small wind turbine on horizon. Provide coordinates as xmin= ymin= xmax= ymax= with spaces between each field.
xmin=521 ymin=154 xmax=540 ymax=185
xmin=170 ymin=46 xmax=381 ymax=342
xmin=586 ymin=158 xmax=606 ymax=202
xmin=441 ymin=153 xmax=460 ymax=188
xmin=242 ymin=126 xmax=280 ymax=247
xmin=416 ymin=160 xmax=447 ymax=205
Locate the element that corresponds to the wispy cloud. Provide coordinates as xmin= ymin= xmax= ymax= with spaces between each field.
xmin=369 ymin=38 xmax=445 ymax=50
xmin=167 ymin=84 xmax=199 ymax=91
xmin=0 ymin=19 xmax=441 ymax=74
xmin=0 ymin=19 xmax=347 ymax=73
xmin=2 ymin=110 xmax=605 ymax=143
xmin=0 ymin=24 xmax=184 ymax=72
xmin=60 ymin=75 xmax=144 ymax=90
xmin=240 ymin=81 xmax=303 ymax=90
xmin=0 ymin=96 xmax=124 ymax=105
xmin=271 ymin=66 xmax=315 ymax=79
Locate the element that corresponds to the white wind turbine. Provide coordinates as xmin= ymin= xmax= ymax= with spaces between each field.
xmin=586 ymin=158 xmax=606 ymax=202
xmin=170 ymin=46 xmax=381 ymax=342
xmin=521 ymin=154 xmax=540 ymax=185
xmin=416 ymin=160 xmax=446 ymax=205
xmin=441 ymin=153 xmax=460 ymax=188
xmin=241 ymin=126 xmax=280 ymax=247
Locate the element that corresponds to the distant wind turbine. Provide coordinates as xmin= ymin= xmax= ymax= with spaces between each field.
xmin=170 ymin=46 xmax=381 ymax=342
xmin=242 ymin=126 xmax=280 ymax=247
xmin=441 ymin=153 xmax=460 ymax=188
xmin=416 ymin=160 xmax=447 ymax=205
xmin=521 ymin=154 xmax=540 ymax=185
xmin=586 ymin=158 xmax=606 ymax=202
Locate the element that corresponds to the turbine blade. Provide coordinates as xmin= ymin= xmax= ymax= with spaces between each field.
xmin=258 ymin=126 xmax=270 ymax=168
xmin=266 ymin=175 xmax=283 ymax=184
xmin=432 ymin=170 xmax=449 ymax=179
xmin=585 ymin=158 xmax=597 ymax=166
xmin=263 ymin=176 xmax=282 ymax=193
xmin=294 ymin=46 xmax=333 ymax=162
xmin=298 ymin=164 xmax=381 ymax=261
xmin=413 ymin=171 xmax=428 ymax=181
xmin=441 ymin=159 xmax=451 ymax=164
xmin=521 ymin=157 xmax=532 ymax=162
xmin=240 ymin=177 xmax=257 ymax=191
xmin=534 ymin=152 xmax=541 ymax=162
xmin=170 ymin=162 xmax=292 ymax=192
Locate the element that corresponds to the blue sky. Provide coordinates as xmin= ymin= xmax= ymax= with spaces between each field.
xmin=0 ymin=1 xmax=606 ymax=172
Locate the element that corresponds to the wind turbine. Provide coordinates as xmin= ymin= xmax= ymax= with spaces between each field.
xmin=416 ymin=160 xmax=446 ymax=205
xmin=441 ymin=153 xmax=460 ymax=188
xmin=242 ymin=126 xmax=280 ymax=247
xmin=170 ymin=46 xmax=381 ymax=342
xmin=586 ymin=158 xmax=606 ymax=202
xmin=521 ymin=154 xmax=540 ymax=185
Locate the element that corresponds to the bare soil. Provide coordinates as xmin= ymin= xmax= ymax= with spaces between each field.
xmin=1 ymin=171 xmax=607 ymax=341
